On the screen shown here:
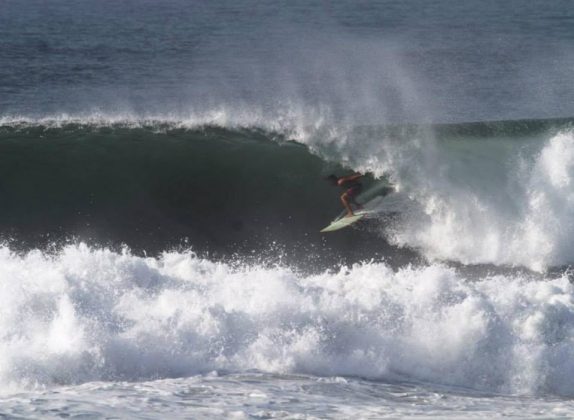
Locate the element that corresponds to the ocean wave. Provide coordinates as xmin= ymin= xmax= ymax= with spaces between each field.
xmin=1 ymin=117 xmax=574 ymax=270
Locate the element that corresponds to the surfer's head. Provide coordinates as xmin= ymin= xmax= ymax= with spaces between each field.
xmin=326 ymin=174 xmax=338 ymax=185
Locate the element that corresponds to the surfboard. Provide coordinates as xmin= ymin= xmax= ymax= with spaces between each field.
xmin=320 ymin=181 xmax=396 ymax=233
xmin=320 ymin=210 xmax=374 ymax=232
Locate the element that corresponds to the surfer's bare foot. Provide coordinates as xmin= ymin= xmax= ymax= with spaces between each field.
xmin=346 ymin=212 xmax=354 ymax=217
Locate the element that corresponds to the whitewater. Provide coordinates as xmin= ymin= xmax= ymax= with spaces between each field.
xmin=1 ymin=244 xmax=574 ymax=418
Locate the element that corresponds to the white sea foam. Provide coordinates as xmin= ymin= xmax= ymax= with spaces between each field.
xmin=1 ymin=244 xmax=573 ymax=397
xmin=1 ymin=373 xmax=572 ymax=419
xmin=371 ymin=129 xmax=574 ymax=271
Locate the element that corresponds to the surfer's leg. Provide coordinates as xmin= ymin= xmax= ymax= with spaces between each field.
xmin=341 ymin=193 xmax=354 ymax=217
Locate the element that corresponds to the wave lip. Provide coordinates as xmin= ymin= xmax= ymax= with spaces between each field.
xmin=1 ymin=244 xmax=574 ymax=397
xmin=0 ymin=106 xmax=326 ymax=141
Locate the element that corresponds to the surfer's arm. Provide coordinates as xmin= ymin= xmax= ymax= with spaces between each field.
xmin=337 ymin=173 xmax=363 ymax=185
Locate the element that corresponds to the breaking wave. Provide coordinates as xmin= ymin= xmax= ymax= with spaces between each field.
xmin=1 ymin=116 xmax=574 ymax=270
xmin=1 ymin=244 xmax=574 ymax=397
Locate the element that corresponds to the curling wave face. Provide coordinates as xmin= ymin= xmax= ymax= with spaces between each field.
xmin=0 ymin=121 xmax=404 ymax=269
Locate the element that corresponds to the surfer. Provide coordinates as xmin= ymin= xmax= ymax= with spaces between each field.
xmin=326 ymin=173 xmax=364 ymax=217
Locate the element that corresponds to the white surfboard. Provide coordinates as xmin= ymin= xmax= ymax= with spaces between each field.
xmin=320 ymin=210 xmax=374 ymax=232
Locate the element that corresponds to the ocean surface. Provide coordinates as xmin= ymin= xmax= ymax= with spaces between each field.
xmin=2 ymin=1 xmax=574 ymax=418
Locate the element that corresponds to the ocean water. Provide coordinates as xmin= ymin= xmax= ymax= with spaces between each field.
xmin=2 ymin=1 xmax=574 ymax=418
